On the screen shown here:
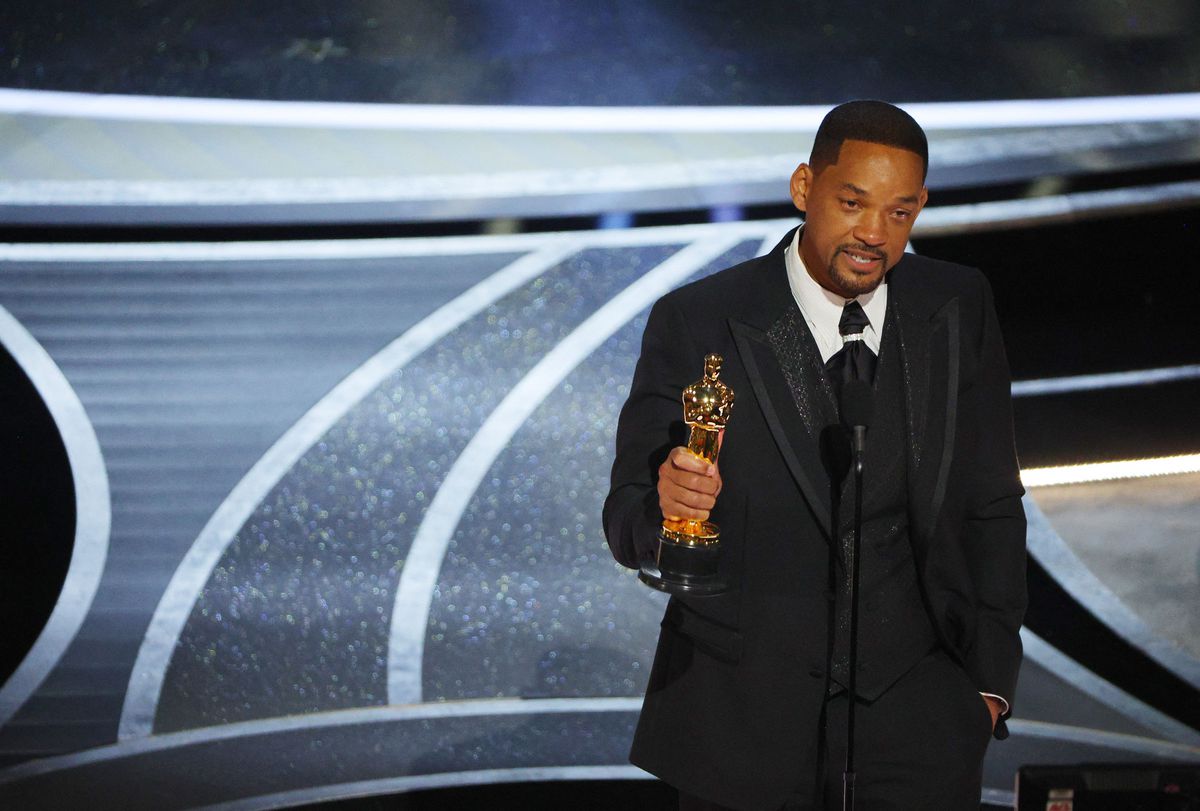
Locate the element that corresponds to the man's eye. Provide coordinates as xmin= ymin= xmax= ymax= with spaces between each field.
xmin=893 ymin=210 xmax=911 ymax=219
xmin=840 ymin=199 xmax=860 ymax=209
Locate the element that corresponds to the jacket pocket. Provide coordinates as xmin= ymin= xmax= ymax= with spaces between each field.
xmin=663 ymin=600 xmax=744 ymax=663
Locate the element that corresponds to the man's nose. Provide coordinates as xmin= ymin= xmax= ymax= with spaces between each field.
xmin=852 ymin=212 xmax=888 ymax=246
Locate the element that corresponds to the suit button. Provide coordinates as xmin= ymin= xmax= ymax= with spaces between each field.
xmin=809 ymin=668 xmax=824 ymax=678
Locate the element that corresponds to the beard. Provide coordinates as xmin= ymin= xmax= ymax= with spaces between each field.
xmin=827 ymin=244 xmax=890 ymax=296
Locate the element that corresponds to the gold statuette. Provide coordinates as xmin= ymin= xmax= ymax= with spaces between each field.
xmin=639 ymin=353 xmax=735 ymax=595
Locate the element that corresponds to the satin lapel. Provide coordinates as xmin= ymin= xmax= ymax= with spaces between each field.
xmin=730 ymin=317 xmax=833 ymax=540
xmin=897 ymin=295 xmax=960 ymax=547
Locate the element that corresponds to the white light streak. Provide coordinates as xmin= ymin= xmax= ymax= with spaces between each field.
xmin=1021 ymin=454 xmax=1200 ymax=488
xmin=1012 ymin=364 xmax=1200 ymax=397
xmin=1 ymin=88 xmax=1197 ymax=131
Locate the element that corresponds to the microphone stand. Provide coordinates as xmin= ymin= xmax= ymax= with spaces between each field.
xmin=842 ymin=422 xmax=866 ymax=811
xmin=837 ymin=376 xmax=872 ymax=811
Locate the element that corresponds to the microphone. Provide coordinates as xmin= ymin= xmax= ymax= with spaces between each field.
xmin=839 ymin=379 xmax=874 ymax=471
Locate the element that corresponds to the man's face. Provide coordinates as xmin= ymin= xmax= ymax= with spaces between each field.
xmin=790 ymin=139 xmax=928 ymax=298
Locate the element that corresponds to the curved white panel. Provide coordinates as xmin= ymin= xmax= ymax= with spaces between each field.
xmin=0 ymin=305 xmax=111 ymax=727
xmin=387 ymin=235 xmax=745 ymax=705
xmin=1021 ymin=629 xmax=1200 ymax=747
xmin=118 ymin=243 xmax=579 ymax=740
xmin=1025 ymin=496 xmax=1200 ymax=690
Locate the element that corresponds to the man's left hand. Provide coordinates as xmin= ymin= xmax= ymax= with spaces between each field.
xmin=982 ymin=695 xmax=1002 ymax=732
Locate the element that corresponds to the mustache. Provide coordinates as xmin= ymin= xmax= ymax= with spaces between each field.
xmin=838 ymin=244 xmax=887 ymax=261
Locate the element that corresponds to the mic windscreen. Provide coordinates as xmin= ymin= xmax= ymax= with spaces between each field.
xmin=840 ymin=379 xmax=875 ymax=428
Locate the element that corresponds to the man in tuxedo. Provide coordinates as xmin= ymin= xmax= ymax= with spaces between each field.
xmin=604 ymin=101 xmax=1026 ymax=810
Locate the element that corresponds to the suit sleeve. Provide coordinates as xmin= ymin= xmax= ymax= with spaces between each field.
xmin=961 ymin=272 xmax=1028 ymax=735
xmin=604 ymin=295 xmax=698 ymax=569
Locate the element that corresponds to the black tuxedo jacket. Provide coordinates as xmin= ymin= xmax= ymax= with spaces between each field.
xmin=604 ymin=229 xmax=1027 ymax=809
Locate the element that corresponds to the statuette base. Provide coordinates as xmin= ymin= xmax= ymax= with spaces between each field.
xmin=638 ymin=527 xmax=727 ymax=596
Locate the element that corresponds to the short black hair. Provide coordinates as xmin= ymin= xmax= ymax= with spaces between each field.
xmin=809 ymin=100 xmax=929 ymax=180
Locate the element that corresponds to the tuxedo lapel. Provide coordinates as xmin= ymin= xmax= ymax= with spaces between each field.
xmin=766 ymin=306 xmax=839 ymax=441
xmin=723 ymin=234 xmax=969 ymax=547
xmin=893 ymin=271 xmax=961 ymax=553
xmin=731 ymin=317 xmax=834 ymax=540
xmin=727 ymin=228 xmax=835 ymax=540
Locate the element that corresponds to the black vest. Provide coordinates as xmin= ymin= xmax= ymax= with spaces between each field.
xmin=769 ymin=298 xmax=937 ymax=701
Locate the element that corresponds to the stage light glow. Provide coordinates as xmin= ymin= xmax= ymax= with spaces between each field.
xmin=1 ymin=87 xmax=1197 ymax=131
xmin=1020 ymin=454 xmax=1200 ymax=487
xmin=1012 ymin=364 xmax=1200 ymax=397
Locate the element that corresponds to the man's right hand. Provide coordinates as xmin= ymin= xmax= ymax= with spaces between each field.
xmin=657 ymin=445 xmax=723 ymax=522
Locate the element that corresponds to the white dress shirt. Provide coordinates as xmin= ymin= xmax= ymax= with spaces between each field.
xmin=783 ymin=227 xmax=887 ymax=363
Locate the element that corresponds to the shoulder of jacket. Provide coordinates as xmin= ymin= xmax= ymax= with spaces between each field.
xmin=890 ymin=253 xmax=988 ymax=300
xmin=656 ymin=250 xmax=772 ymax=309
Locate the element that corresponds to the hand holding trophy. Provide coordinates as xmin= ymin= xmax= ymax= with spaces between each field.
xmin=639 ymin=353 xmax=735 ymax=596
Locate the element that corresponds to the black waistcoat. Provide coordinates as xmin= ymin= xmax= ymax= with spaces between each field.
xmin=768 ymin=298 xmax=937 ymax=702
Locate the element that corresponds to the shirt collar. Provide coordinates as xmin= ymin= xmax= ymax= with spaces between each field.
xmin=784 ymin=226 xmax=888 ymax=339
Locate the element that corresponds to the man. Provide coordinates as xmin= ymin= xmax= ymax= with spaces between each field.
xmin=604 ymin=101 xmax=1027 ymax=810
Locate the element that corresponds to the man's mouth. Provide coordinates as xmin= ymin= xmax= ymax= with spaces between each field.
xmin=842 ymin=249 xmax=884 ymax=270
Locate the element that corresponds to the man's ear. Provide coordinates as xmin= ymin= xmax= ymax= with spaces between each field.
xmin=916 ymin=186 xmax=929 ymax=214
xmin=790 ymin=164 xmax=813 ymax=213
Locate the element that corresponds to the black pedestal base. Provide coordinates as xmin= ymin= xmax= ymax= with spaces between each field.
xmin=638 ymin=533 xmax=726 ymax=596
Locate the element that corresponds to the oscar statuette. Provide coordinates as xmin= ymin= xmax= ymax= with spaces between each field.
xmin=639 ymin=353 xmax=734 ymax=596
